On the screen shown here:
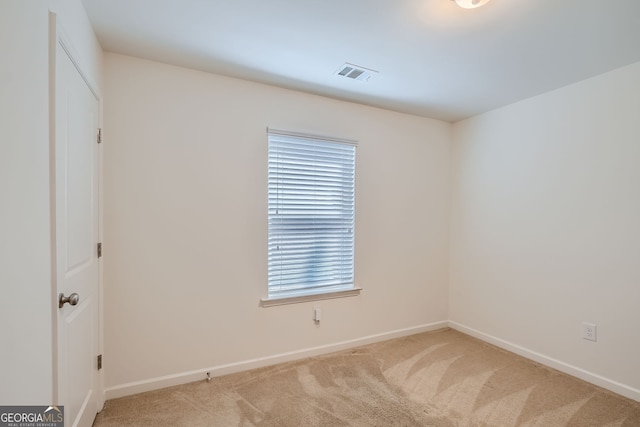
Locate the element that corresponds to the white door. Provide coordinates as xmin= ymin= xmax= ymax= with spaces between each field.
xmin=54 ymin=36 xmax=101 ymax=427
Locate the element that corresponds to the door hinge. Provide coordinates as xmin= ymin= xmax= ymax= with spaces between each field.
xmin=97 ymin=354 xmax=103 ymax=370
xmin=97 ymin=242 xmax=103 ymax=258
xmin=97 ymin=128 xmax=103 ymax=144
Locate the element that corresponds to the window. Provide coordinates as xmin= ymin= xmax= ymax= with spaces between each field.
xmin=264 ymin=129 xmax=358 ymax=305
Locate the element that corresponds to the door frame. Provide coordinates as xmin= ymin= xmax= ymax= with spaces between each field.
xmin=49 ymin=11 xmax=104 ymax=412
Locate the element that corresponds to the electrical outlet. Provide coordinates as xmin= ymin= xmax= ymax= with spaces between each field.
xmin=582 ymin=322 xmax=597 ymax=342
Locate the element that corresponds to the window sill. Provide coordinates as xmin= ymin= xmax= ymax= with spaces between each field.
xmin=260 ymin=287 xmax=362 ymax=308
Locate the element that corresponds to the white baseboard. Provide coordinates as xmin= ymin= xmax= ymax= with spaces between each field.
xmin=448 ymin=321 xmax=640 ymax=402
xmin=104 ymin=321 xmax=448 ymax=400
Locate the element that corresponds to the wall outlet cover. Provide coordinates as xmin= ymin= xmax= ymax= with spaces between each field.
xmin=582 ymin=322 xmax=597 ymax=342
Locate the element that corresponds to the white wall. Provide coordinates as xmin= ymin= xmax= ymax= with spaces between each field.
xmin=450 ymin=61 xmax=640 ymax=398
xmin=0 ymin=0 xmax=101 ymax=404
xmin=0 ymin=1 xmax=52 ymax=404
xmin=102 ymin=53 xmax=451 ymax=393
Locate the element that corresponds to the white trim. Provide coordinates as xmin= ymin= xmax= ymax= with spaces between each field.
xmin=103 ymin=320 xmax=640 ymax=402
xmin=261 ymin=287 xmax=362 ymax=307
xmin=267 ymin=127 xmax=357 ymax=146
xmin=104 ymin=321 xmax=448 ymax=400
xmin=448 ymin=321 xmax=640 ymax=402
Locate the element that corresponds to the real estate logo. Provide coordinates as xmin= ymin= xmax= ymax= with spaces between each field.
xmin=0 ymin=406 xmax=63 ymax=427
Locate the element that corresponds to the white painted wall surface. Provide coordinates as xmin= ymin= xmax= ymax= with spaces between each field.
xmin=450 ymin=61 xmax=640 ymax=396
xmin=0 ymin=0 xmax=101 ymax=404
xmin=0 ymin=1 xmax=52 ymax=404
xmin=102 ymin=53 xmax=451 ymax=392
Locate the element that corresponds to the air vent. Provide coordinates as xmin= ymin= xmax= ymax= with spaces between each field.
xmin=335 ymin=63 xmax=378 ymax=82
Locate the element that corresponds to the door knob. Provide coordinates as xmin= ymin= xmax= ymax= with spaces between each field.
xmin=59 ymin=293 xmax=80 ymax=308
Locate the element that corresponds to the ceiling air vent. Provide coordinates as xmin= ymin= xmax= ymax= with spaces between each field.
xmin=335 ymin=63 xmax=378 ymax=82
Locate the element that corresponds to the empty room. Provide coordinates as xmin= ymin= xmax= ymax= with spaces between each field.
xmin=1 ymin=0 xmax=639 ymax=426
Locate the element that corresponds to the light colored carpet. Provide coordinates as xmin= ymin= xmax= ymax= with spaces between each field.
xmin=93 ymin=328 xmax=640 ymax=426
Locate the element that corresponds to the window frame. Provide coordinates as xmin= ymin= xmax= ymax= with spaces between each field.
xmin=261 ymin=128 xmax=361 ymax=307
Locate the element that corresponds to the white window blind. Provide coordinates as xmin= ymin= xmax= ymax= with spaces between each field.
xmin=267 ymin=129 xmax=356 ymax=300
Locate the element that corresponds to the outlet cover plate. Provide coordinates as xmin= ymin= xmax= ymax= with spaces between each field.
xmin=582 ymin=322 xmax=597 ymax=342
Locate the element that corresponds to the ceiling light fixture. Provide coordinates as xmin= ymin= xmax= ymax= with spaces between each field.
xmin=452 ymin=0 xmax=492 ymax=9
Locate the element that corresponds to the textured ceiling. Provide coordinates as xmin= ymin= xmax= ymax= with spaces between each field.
xmin=82 ymin=0 xmax=640 ymax=122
